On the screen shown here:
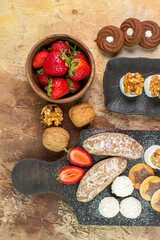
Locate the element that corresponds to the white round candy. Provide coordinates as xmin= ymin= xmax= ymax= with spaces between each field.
xmin=111 ymin=176 xmax=134 ymax=197
xmin=127 ymin=28 xmax=134 ymax=36
xmin=106 ymin=36 xmax=114 ymax=43
xmin=99 ymin=197 xmax=119 ymax=218
xmin=120 ymin=197 xmax=142 ymax=219
xmin=144 ymin=145 xmax=160 ymax=170
xmin=145 ymin=30 xmax=152 ymax=38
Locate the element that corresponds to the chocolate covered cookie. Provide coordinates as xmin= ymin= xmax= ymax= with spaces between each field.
xmin=96 ymin=25 xmax=124 ymax=54
xmin=120 ymin=18 xmax=143 ymax=47
xmin=139 ymin=20 xmax=160 ymax=49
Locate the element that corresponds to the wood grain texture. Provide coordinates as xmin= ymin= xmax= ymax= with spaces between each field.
xmin=0 ymin=0 xmax=160 ymax=239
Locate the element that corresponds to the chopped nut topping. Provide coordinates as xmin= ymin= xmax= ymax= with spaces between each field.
xmin=151 ymin=149 xmax=160 ymax=168
xmin=123 ymin=72 xmax=144 ymax=95
xmin=149 ymin=75 xmax=160 ymax=98
xmin=41 ymin=104 xmax=63 ymax=127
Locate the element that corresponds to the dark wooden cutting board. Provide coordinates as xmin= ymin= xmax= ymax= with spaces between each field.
xmin=12 ymin=129 xmax=160 ymax=226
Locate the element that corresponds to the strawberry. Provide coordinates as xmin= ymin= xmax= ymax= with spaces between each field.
xmin=64 ymin=147 xmax=92 ymax=167
xmin=50 ymin=41 xmax=69 ymax=55
xmin=67 ymin=79 xmax=81 ymax=93
xmin=45 ymin=78 xmax=69 ymax=99
xmin=43 ymin=51 xmax=69 ymax=76
xmin=68 ymin=58 xmax=91 ymax=81
xmin=57 ymin=166 xmax=85 ymax=185
xmin=32 ymin=50 xmax=49 ymax=68
xmin=37 ymin=69 xmax=51 ymax=87
xmin=70 ymin=52 xmax=87 ymax=62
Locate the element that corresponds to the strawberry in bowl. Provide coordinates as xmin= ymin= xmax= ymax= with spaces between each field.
xmin=26 ymin=34 xmax=95 ymax=103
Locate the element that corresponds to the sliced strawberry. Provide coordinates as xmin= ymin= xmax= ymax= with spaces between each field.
xmin=70 ymin=52 xmax=87 ymax=62
xmin=64 ymin=147 xmax=92 ymax=167
xmin=45 ymin=78 xmax=69 ymax=99
xmin=67 ymin=79 xmax=81 ymax=93
xmin=37 ymin=71 xmax=51 ymax=87
xmin=68 ymin=58 xmax=91 ymax=81
xmin=32 ymin=50 xmax=49 ymax=68
xmin=57 ymin=166 xmax=85 ymax=185
xmin=50 ymin=41 xmax=69 ymax=55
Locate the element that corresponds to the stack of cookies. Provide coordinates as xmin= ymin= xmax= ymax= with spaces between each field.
xmin=96 ymin=18 xmax=160 ymax=54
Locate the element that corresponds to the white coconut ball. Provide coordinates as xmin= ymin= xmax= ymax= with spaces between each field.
xmin=99 ymin=197 xmax=120 ymax=218
xmin=120 ymin=197 xmax=142 ymax=219
xmin=144 ymin=145 xmax=160 ymax=170
xmin=144 ymin=75 xmax=160 ymax=98
xmin=111 ymin=176 xmax=134 ymax=197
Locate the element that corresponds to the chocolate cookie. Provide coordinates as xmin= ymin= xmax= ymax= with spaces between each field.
xmin=120 ymin=18 xmax=143 ymax=47
xmin=139 ymin=20 xmax=160 ymax=48
xmin=96 ymin=25 xmax=124 ymax=54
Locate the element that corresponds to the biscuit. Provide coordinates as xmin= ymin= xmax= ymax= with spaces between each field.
xmin=151 ymin=189 xmax=160 ymax=212
xmin=95 ymin=25 xmax=124 ymax=54
xmin=139 ymin=176 xmax=160 ymax=201
xmin=139 ymin=20 xmax=160 ymax=48
xmin=120 ymin=18 xmax=143 ymax=47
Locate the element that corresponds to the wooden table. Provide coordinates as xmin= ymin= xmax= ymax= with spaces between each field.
xmin=0 ymin=0 xmax=160 ymax=239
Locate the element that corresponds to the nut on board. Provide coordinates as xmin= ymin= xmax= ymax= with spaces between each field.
xmin=41 ymin=104 xmax=63 ymax=127
xmin=42 ymin=127 xmax=69 ymax=152
xmin=69 ymin=103 xmax=95 ymax=127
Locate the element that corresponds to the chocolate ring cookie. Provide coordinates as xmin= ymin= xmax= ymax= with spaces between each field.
xmin=120 ymin=18 xmax=143 ymax=47
xmin=139 ymin=20 xmax=160 ymax=48
xmin=96 ymin=25 xmax=124 ymax=54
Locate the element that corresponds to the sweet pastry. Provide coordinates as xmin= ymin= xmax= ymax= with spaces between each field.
xmin=129 ymin=163 xmax=154 ymax=189
xmin=98 ymin=197 xmax=120 ymax=218
xmin=76 ymin=157 xmax=127 ymax=202
xmin=111 ymin=176 xmax=134 ymax=197
xmin=95 ymin=25 xmax=124 ymax=54
xmin=144 ymin=145 xmax=160 ymax=170
xmin=144 ymin=75 xmax=160 ymax=98
xmin=120 ymin=197 xmax=142 ymax=219
xmin=151 ymin=189 xmax=160 ymax=212
xmin=139 ymin=176 xmax=160 ymax=201
xmin=120 ymin=18 xmax=143 ymax=47
xmin=83 ymin=132 xmax=144 ymax=159
xmin=139 ymin=20 xmax=160 ymax=48
xmin=120 ymin=72 xmax=144 ymax=97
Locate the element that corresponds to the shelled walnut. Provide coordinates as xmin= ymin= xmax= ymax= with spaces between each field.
xmin=123 ymin=72 xmax=144 ymax=95
xmin=151 ymin=149 xmax=160 ymax=168
xmin=41 ymin=104 xmax=63 ymax=127
xmin=149 ymin=75 xmax=160 ymax=98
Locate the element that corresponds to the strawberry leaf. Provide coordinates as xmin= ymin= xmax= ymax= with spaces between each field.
xmin=45 ymin=79 xmax=54 ymax=98
xmin=37 ymin=69 xmax=43 ymax=74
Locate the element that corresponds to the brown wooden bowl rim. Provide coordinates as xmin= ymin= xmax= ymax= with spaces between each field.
xmin=26 ymin=34 xmax=95 ymax=103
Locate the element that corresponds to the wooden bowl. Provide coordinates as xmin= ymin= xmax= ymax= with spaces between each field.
xmin=26 ymin=34 xmax=95 ymax=103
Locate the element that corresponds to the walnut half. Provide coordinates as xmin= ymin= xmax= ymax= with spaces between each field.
xmin=41 ymin=104 xmax=63 ymax=127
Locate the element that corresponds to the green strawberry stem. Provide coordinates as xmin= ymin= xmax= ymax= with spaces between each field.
xmin=68 ymin=59 xmax=79 ymax=78
xmin=37 ymin=69 xmax=43 ymax=74
xmin=59 ymin=49 xmax=71 ymax=67
xmin=45 ymin=79 xmax=54 ymax=97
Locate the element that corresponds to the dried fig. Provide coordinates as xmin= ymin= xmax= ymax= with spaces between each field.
xmin=42 ymin=127 xmax=69 ymax=152
xmin=69 ymin=103 xmax=95 ymax=127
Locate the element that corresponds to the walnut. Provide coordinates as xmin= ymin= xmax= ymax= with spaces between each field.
xmin=149 ymin=75 xmax=160 ymax=98
xmin=69 ymin=103 xmax=95 ymax=127
xmin=123 ymin=72 xmax=144 ymax=95
xmin=42 ymin=127 xmax=69 ymax=152
xmin=41 ymin=104 xmax=63 ymax=127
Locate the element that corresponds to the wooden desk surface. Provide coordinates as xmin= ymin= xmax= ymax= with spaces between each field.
xmin=0 ymin=0 xmax=160 ymax=239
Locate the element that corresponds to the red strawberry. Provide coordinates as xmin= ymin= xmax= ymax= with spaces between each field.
xmin=68 ymin=58 xmax=91 ymax=81
xmin=37 ymin=71 xmax=51 ymax=87
xmin=67 ymin=79 xmax=81 ymax=93
xmin=43 ymin=51 xmax=69 ymax=76
xmin=57 ymin=166 xmax=85 ymax=185
xmin=64 ymin=147 xmax=92 ymax=167
xmin=45 ymin=78 xmax=69 ymax=99
xmin=50 ymin=41 xmax=69 ymax=55
xmin=32 ymin=50 xmax=49 ymax=68
xmin=70 ymin=52 xmax=87 ymax=62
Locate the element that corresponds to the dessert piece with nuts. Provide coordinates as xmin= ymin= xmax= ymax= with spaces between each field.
xmin=69 ymin=103 xmax=95 ymax=127
xmin=41 ymin=104 xmax=63 ymax=127
xmin=120 ymin=72 xmax=144 ymax=97
xmin=144 ymin=145 xmax=160 ymax=170
xmin=144 ymin=75 xmax=160 ymax=98
xmin=42 ymin=127 xmax=69 ymax=152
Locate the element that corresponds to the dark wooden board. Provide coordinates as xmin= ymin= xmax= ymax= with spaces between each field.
xmin=12 ymin=129 xmax=160 ymax=226
xmin=103 ymin=57 xmax=160 ymax=116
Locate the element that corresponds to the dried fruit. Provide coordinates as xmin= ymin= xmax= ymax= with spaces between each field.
xmin=69 ymin=103 xmax=95 ymax=127
xmin=42 ymin=127 xmax=69 ymax=152
xmin=41 ymin=104 xmax=63 ymax=127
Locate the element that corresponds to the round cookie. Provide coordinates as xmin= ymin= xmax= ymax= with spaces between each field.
xmin=95 ymin=25 xmax=124 ymax=54
xmin=139 ymin=20 xmax=160 ymax=49
xmin=120 ymin=197 xmax=142 ymax=219
xmin=139 ymin=176 xmax=160 ymax=201
xmin=120 ymin=18 xmax=143 ymax=47
xmin=151 ymin=189 xmax=160 ymax=212
xmin=129 ymin=163 xmax=154 ymax=189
